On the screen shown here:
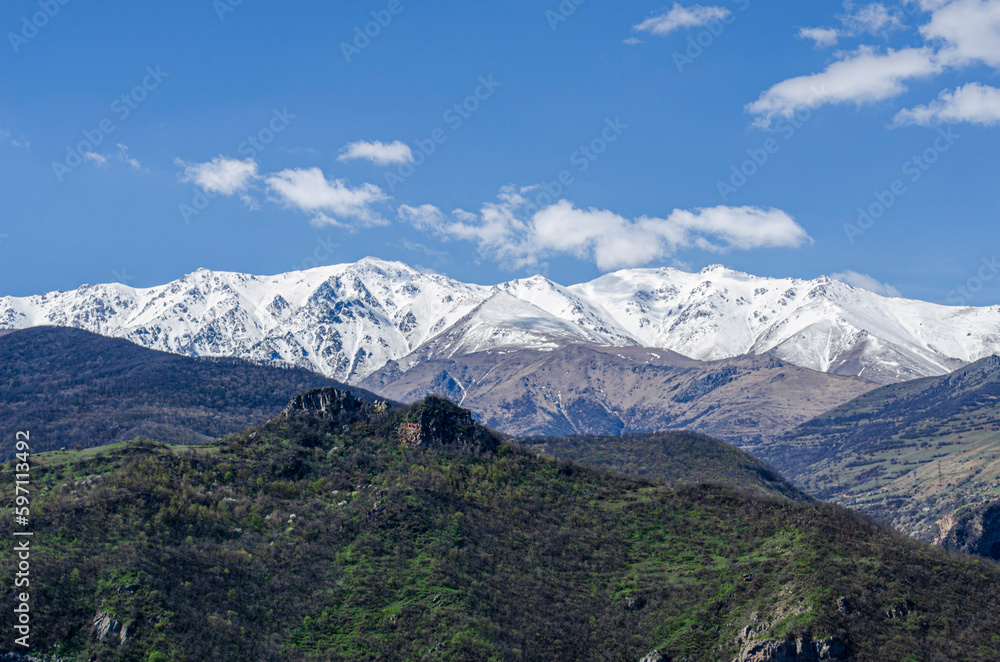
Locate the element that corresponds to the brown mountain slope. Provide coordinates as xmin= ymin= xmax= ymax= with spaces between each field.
xmin=360 ymin=344 xmax=876 ymax=445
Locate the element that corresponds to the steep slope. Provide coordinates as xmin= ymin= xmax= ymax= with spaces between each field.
xmin=5 ymin=391 xmax=1000 ymax=661
xmin=392 ymin=291 xmax=635 ymax=371
xmin=361 ymin=344 xmax=876 ymax=444
xmin=754 ymin=356 xmax=1000 ymax=554
xmin=524 ymin=429 xmax=807 ymax=501
xmin=0 ymin=326 xmax=377 ymax=456
xmin=3 ymin=258 xmax=1000 ymax=384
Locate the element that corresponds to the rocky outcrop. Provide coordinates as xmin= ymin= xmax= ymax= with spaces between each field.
xmin=626 ymin=596 xmax=646 ymax=612
xmin=396 ymin=396 xmax=500 ymax=453
xmin=733 ymin=636 xmax=847 ymax=662
xmin=91 ymin=611 xmax=128 ymax=646
xmin=639 ymin=651 xmax=670 ymax=662
xmin=280 ymin=389 xmax=499 ymax=453
xmin=935 ymin=499 xmax=1000 ymax=560
xmin=281 ymin=388 xmax=390 ymax=425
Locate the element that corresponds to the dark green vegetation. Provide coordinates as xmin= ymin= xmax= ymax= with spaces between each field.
xmin=525 ymin=431 xmax=806 ymax=502
xmin=0 ymin=326 xmax=372 ymax=457
xmin=3 ymin=391 xmax=1000 ymax=661
xmin=753 ymin=356 xmax=1000 ymax=548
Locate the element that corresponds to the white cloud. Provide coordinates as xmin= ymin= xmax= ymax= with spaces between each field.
xmin=831 ymin=270 xmax=901 ymax=296
xmin=894 ymin=82 xmax=1000 ymax=125
xmin=623 ymin=37 xmax=644 ymax=45
xmin=80 ymin=144 xmax=143 ymax=173
xmin=0 ymin=129 xmax=30 ymax=151
xmin=747 ymin=47 xmax=941 ymax=127
xmin=633 ymin=3 xmax=731 ymax=36
xmin=178 ymin=156 xmax=259 ymax=195
xmin=402 ymin=186 xmax=810 ymax=272
xmin=752 ymin=0 xmax=1000 ymax=128
xmin=796 ymin=3 xmax=905 ymax=49
xmin=398 ymin=204 xmax=447 ymax=231
xmin=116 ymin=144 xmax=142 ymax=170
xmin=799 ymin=27 xmax=841 ymax=47
xmin=840 ymin=2 xmax=904 ymax=35
xmin=175 ymin=157 xmax=388 ymax=225
xmin=798 ymin=0 xmax=906 ymax=48
xmin=337 ymin=140 xmax=414 ymax=166
xmin=265 ymin=167 xmax=389 ymax=228
xmin=920 ymin=0 xmax=1000 ymax=67
xmin=400 ymin=238 xmax=449 ymax=260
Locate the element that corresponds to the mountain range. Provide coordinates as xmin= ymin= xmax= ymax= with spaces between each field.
xmin=4 ymin=257 xmax=1000 ymax=386
xmin=7 ymin=326 xmax=996 ymax=564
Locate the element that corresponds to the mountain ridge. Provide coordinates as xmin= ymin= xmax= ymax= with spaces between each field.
xmin=361 ymin=343 xmax=876 ymax=444
xmin=0 ymin=326 xmax=374 ymax=457
xmin=3 ymin=257 xmax=999 ymax=384
xmin=753 ymin=354 xmax=1000 ymax=554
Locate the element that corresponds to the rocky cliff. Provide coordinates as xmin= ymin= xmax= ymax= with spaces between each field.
xmin=935 ymin=498 xmax=1000 ymax=560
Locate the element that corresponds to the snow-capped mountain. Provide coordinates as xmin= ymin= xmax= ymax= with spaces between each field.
xmin=3 ymin=257 xmax=999 ymax=384
xmin=0 ymin=260 xmax=487 ymax=382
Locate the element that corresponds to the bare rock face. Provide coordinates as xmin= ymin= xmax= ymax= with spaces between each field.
xmin=935 ymin=498 xmax=1000 ymax=560
xmin=91 ymin=611 xmax=128 ymax=646
xmin=396 ymin=396 xmax=500 ymax=453
xmin=281 ymin=388 xmax=390 ymax=425
xmin=639 ymin=651 xmax=670 ymax=662
xmin=733 ymin=636 xmax=848 ymax=662
xmin=281 ymin=388 xmax=499 ymax=453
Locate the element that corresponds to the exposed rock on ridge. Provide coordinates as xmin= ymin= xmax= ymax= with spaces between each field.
xmin=280 ymin=388 xmax=500 ymax=453
xmin=733 ymin=636 xmax=848 ymax=661
xmin=935 ymin=498 xmax=1000 ymax=561
xmin=281 ymin=388 xmax=390 ymax=424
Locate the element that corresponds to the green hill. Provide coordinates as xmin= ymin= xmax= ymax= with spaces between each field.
xmin=3 ymin=390 xmax=999 ymax=661
xmin=524 ymin=431 xmax=807 ymax=501
xmin=752 ymin=356 xmax=1000 ymax=553
xmin=0 ymin=326 xmax=374 ymax=457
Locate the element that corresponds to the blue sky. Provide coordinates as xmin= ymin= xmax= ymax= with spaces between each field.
xmin=1 ymin=0 xmax=998 ymax=305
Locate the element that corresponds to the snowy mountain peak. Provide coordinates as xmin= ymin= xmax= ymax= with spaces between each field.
xmin=2 ymin=258 xmax=999 ymax=385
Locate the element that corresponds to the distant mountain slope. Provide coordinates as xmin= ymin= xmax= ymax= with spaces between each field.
xmin=524 ymin=430 xmax=807 ymax=501
xmin=361 ymin=344 xmax=876 ymax=444
xmin=753 ymin=356 xmax=1000 ymax=555
xmin=0 ymin=326 xmax=372 ymax=456
xmin=6 ymin=390 xmax=1000 ymax=661
xmin=3 ymin=258 xmax=1000 ymax=384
